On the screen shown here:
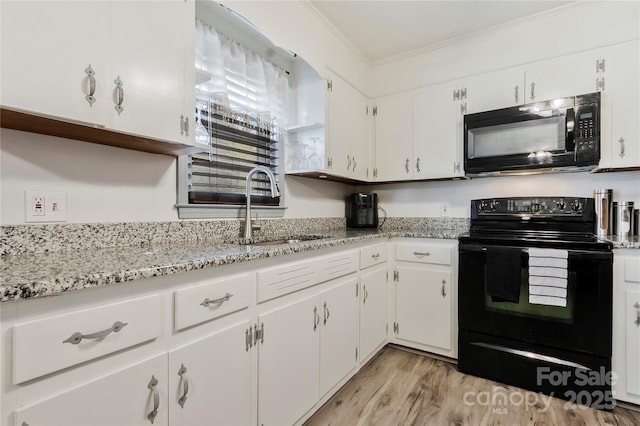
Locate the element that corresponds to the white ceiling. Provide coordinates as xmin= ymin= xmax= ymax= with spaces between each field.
xmin=309 ymin=0 xmax=575 ymax=63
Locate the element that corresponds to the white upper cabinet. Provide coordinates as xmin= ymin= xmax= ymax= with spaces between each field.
xmin=110 ymin=0 xmax=193 ymax=145
xmin=413 ymin=82 xmax=462 ymax=180
xmin=1 ymin=1 xmax=110 ymax=125
xmin=600 ymin=40 xmax=640 ymax=169
xmin=372 ymin=91 xmax=414 ymax=181
xmin=1 ymin=0 xmax=199 ymax=151
xmin=326 ymin=70 xmax=370 ymax=179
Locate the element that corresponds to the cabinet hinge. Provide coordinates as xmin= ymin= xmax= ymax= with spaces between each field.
xmin=372 ymin=105 xmax=378 ymax=116
xmin=356 ymin=282 xmax=359 ymax=297
xmin=393 ymin=269 xmax=399 ymax=281
xmin=460 ymin=87 xmax=467 ymax=100
xmin=386 ymin=270 xmax=389 ymax=282
xmin=453 ymin=89 xmax=460 ymax=101
xmin=327 ymin=157 xmax=333 ymax=168
xmin=596 ymin=77 xmax=605 ymax=92
xmin=366 ymin=105 xmax=369 ymax=115
xmin=366 ymin=168 xmax=369 ymax=178
xmin=355 ymin=347 xmax=358 ymax=361
xmin=386 ymin=323 xmax=389 ymax=335
xmin=254 ymin=323 xmax=264 ymax=345
xmin=393 ymin=322 xmax=399 ymax=334
xmin=596 ymin=59 xmax=606 ymax=73
xmin=454 ymin=162 xmax=461 ymax=173
xmin=327 ymin=79 xmax=332 ymax=92
xmin=460 ymin=102 xmax=467 ymax=114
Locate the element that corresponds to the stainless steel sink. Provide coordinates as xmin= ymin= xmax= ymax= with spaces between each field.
xmin=247 ymin=236 xmax=327 ymax=246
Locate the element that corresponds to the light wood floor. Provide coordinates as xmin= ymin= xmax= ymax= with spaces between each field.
xmin=304 ymin=346 xmax=640 ymax=426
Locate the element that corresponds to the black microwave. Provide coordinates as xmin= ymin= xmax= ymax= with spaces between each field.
xmin=463 ymin=92 xmax=600 ymax=176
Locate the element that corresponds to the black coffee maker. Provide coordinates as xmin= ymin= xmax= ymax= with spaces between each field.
xmin=346 ymin=193 xmax=378 ymax=228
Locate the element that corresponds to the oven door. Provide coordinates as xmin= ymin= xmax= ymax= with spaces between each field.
xmin=458 ymin=240 xmax=612 ymax=357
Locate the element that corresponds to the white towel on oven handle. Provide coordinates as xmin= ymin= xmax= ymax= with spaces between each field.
xmin=529 ymin=266 xmax=568 ymax=279
xmin=529 ymin=275 xmax=567 ymax=288
xmin=529 ymin=285 xmax=567 ymax=298
xmin=529 ymin=257 xmax=568 ymax=268
xmin=529 ymin=295 xmax=567 ymax=307
xmin=528 ymin=248 xmax=568 ymax=259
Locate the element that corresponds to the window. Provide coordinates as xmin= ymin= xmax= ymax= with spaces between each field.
xmin=177 ymin=18 xmax=290 ymax=218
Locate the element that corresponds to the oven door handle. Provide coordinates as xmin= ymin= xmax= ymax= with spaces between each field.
xmin=458 ymin=244 xmax=487 ymax=253
xmin=470 ymin=342 xmax=591 ymax=370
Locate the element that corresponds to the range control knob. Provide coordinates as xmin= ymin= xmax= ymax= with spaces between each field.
xmin=571 ymin=200 xmax=583 ymax=212
xmin=556 ymin=199 xmax=566 ymax=210
xmin=478 ymin=200 xmax=488 ymax=212
xmin=490 ymin=199 xmax=500 ymax=210
xmin=532 ymin=203 xmax=541 ymax=213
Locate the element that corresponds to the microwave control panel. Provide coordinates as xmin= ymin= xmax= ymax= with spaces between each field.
xmin=575 ymin=103 xmax=598 ymax=154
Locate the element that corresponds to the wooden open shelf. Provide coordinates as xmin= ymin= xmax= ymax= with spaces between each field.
xmin=0 ymin=107 xmax=206 ymax=157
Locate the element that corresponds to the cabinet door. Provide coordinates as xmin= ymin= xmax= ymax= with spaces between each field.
xmin=464 ymin=68 xmax=526 ymax=112
xmin=110 ymin=0 xmax=188 ymax=144
xmin=395 ymin=266 xmax=452 ymax=351
xmin=605 ymin=40 xmax=640 ymax=169
xmin=258 ymin=295 xmax=319 ymax=426
xmin=359 ymin=266 xmax=389 ymax=362
xmin=319 ymin=278 xmax=358 ymax=397
xmin=14 ymin=353 xmax=168 ymax=426
xmin=524 ymin=48 xmax=603 ymax=103
xmin=327 ymin=70 xmax=368 ymax=178
xmin=168 ymin=321 xmax=251 ymax=426
xmin=625 ymin=289 xmax=640 ymax=399
xmin=413 ymin=83 xmax=460 ymax=179
xmin=373 ymin=91 xmax=413 ymax=181
xmin=0 ymin=1 xmax=109 ymax=125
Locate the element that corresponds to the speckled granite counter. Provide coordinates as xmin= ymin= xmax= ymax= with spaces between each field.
xmin=607 ymin=235 xmax=640 ymax=249
xmin=1 ymin=218 xmax=469 ymax=303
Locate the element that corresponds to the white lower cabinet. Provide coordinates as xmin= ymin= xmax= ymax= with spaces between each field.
xmin=168 ymin=321 xmax=252 ymax=426
xmin=613 ymin=250 xmax=640 ymax=405
xmin=257 ymin=277 xmax=358 ymax=426
xmin=14 ymin=353 xmax=169 ymax=426
xmin=359 ymin=266 xmax=389 ymax=362
xmin=394 ymin=266 xmax=451 ymax=351
xmin=319 ymin=279 xmax=359 ymax=397
xmin=391 ymin=240 xmax=457 ymax=358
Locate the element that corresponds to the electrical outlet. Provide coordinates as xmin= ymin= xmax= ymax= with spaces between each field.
xmin=440 ymin=203 xmax=450 ymax=217
xmin=25 ymin=191 xmax=67 ymax=222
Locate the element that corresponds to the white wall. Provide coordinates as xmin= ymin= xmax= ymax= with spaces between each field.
xmin=359 ymin=171 xmax=640 ymax=218
xmin=0 ymin=129 xmax=351 ymax=225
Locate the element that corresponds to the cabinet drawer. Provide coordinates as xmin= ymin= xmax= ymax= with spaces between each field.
xmin=395 ymin=243 xmax=451 ymax=266
xmin=257 ymin=259 xmax=318 ymax=303
xmin=13 ymin=294 xmax=161 ymax=384
xmin=318 ymin=250 xmax=359 ymax=282
xmin=624 ymin=257 xmax=640 ymax=283
xmin=174 ymin=273 xmax=252 ymax=331
xmin=360 ymin=244 xmax=388 ymax=270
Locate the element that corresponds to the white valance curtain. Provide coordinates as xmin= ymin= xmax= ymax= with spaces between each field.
xmin=195 ymin=19 xmax=289 ymax=127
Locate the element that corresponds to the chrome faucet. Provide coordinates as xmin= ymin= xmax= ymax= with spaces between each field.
xmin=244 ymin=166 xmax=280 ymax=239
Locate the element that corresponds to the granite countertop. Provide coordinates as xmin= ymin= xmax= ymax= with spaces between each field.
xmin=0 ymin=227 xmax=462 ymax=303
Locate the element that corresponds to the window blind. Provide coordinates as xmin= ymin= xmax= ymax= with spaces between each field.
xmin=188 ymin=100 xmax=282 ymax=205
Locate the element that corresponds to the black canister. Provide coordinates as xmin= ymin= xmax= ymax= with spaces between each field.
xmin=346 ymin=193 xmax=378 ymax=228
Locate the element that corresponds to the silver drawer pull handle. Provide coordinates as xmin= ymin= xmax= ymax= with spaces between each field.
xmin=371 ymin=253 xmax=380 ymax=260
xmin=147 ymin=375 xmax=159 ymax=424
xmin=405 ymin=158 xmax=410 ymax=173
xmin=85 ymin=64 xmax=96 ymax=106
xmin=114 ymin=76 xmax=124 ymax=115
xmin=200 ymin=293 xmax=233 ymax=307
xmin=323 ymin=301 xmax=330 ymax=325
xmin=413 ymin=251 xmax=431 ymax=257
xmin=415 ymin=157 xmax=420 ymax=173
xmin=63 ymin=321 xmax=128 ymax=344
xmin=619 ymin=137 xmax=626 ymax=158
xmin=441 ymin=279 xmax=447 ymax=298
xmin=634 ymin=302 xmax=639 ymax=327
xmin=313 ymin=306 xmax=319 ymax=331
xmin=177 ymin=363 xmax=189 ymax=408
xmin=363 ymin=285 xmax=368 ymax=304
